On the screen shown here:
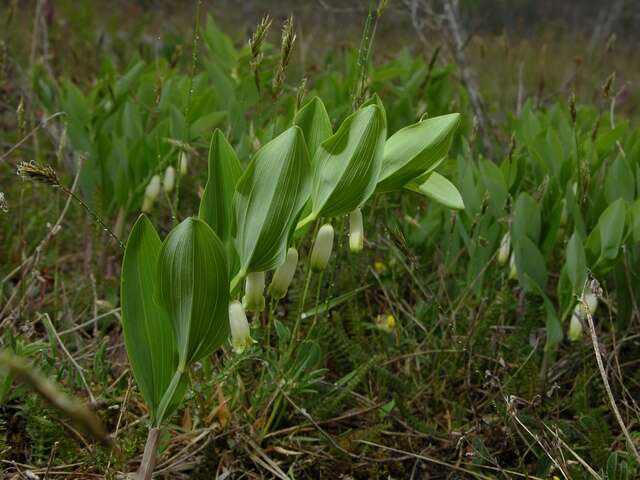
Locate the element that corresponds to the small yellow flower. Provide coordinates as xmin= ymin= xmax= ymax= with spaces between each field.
xmin=375 ymin=314 xmax=396 ymax=333
xmin=386 ymin=315 xmax=396 ymax=329
xmin=374 ymin=261 xmax=387 ymax=274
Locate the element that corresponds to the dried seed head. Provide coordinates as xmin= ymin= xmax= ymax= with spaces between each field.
xmin=272 ymin=15 xmax=296 ymax=95
xmin=0 ymin=192 xmax=7 ymax=213
xmin=17 ymin=97 xmax=25 ymax=137
xmin=569 ymin=91 xmax=577 ymax=126
xmin=605 ymin=34 xmax=616 ymax=53
xmin=17 ymin=161 xmax=60 ymax=188
xmin=602 ymin=72 xmax=616 ymax=99
xmin=296 ymin=77 xmax=308 ymax=110
xmin=250 ymin=15 xmax=272 ymax=72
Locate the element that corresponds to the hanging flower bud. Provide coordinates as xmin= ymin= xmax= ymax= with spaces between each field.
xmin=583 ymin=288 xmax=598 ymax=316
xmin=229 ymin=301 xmax=255 ymax=354
xmin=243 ymin=271 xmax=265 ymax=312
xmin=310 ymin=224 xmax=334 ymax=272
xmin=268 ymin=247 xmax=298 ymax=299
xmin=508 ymin=253 xmax=518 ymax=280
xmin=163 ymin=166 xmax=176 ymax=193
xmin=497 ymin=233 xmax=511 ymax=266
xmin=568 ymin=308 xmax=583 ymax=342
xmin=142 ymin=174 xmax=161 ymax=212
xmin=349 ymin=208 xmax=364 ymax=252
xmin=179 ymin=152 xmax=189 ymax=175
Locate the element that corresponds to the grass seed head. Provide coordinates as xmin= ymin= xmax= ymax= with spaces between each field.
xmin=17 ymin=161 xmax=60 ymax=188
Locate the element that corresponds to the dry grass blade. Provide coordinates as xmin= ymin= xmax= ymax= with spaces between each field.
xmin=0 ymin=350 xmax=113 ymax=448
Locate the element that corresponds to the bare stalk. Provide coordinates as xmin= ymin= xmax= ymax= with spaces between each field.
xmin=137 ymin=427 xmax=161 ymax=480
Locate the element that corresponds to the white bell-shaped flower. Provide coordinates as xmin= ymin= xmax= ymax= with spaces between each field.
xmin=243 ymin=271 xmax=266 ymax=312
xmin=163 ymin=166 xmax=176 ymax=193
xmin=310 ymin=224 xmax=334 ymax=272
xmin=268 ymin=247 xmax=298 ymax=299
xmin=229 ymin=301 xmax=255 ymax=354
xmin=349 ymin=208 xmax=364 ymax=252
xmin=142 ymin=175 xmax=161 ymax=212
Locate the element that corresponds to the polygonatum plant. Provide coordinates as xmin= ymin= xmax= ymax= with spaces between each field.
xmin=120 ymin=95 xmax=461 ymax=478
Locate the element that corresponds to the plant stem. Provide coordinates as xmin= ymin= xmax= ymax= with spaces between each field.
xmin=295 ymin=212 xmax=317 ymax=231
xmin=229 ymin=269 xmax=247 ymax=296
xmin=287 ymin=260 xmax=313 ymax=357
xmin=306 ymin=270 xmax=325 ymax=339
xmin=137 ymin=427 xmax=161 ymax=480
xmin=265 ymin=298 xmax=277 ymax=352
xmin=60 ymin=186 xmax=124 ymax=249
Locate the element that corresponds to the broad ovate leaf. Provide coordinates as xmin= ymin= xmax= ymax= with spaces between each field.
xmin=514 ymin=235 xmax=547 ymax=291
xmin=566 ymin=232 xmax=587 ymax=295
xmin=121 ymin=215 xmax=177 ymax=422
xmin=406 ymin=172 xmax=465 ymax=210
xmin=234 ymin=126 xmax=311 ymax=274
xmin=377 ymin=113 xmax=460 ymax=192
xmin=199 ymin=129 xmax=242 ymax=254
xmin=157 ymin=217 xmax=230 ymax=367
xmin=294 ymin=97 xmax=332 ymax=158
xmin=308 ymin=104 xmax=386 ymax=219
xmin=598 ymin=198 xmax=626 ymax=261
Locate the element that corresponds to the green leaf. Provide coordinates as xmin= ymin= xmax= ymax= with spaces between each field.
xmin=405 ymin=172 xmax=465 ymax=210
xmin=308 ymin=104 xmax=386 ymax=219
xmin=377 ymin=113 xmax=460 ymax=192
xmin=293 ymin=97 xmax=332 ymax=158
xmin=478 ymin=159 xmax=508 ymax=218
xmin=361 ymin=93 xmax=387 ymax=131
xmin=157 ymin=218 xmax=230 ymax=366
xmin=514 ymin=236 xmax=547 ymax=291
xmin=189 ymin=111 xmax=227 ymax=139
xmin=234 ymin=126 xmax=311 ymax=273
xmin=512 ymin=193 xmax=541 ymax=244
xmin=199 ymin=129 xmax=242 ymax=243
xmin=121 ymin=215 xmax=177 ymax=421
xmin=526 ymin=277 xmax=563 ymax=350
xmin=566 ymin=232 xmax=587 ymax=295
xmin=598 ymin=198 xmax=626 ymax=260
xmin=114 ymin=61 xmax=145 ymax=98
xmin=605 ymin=156 xmax=635 ymax=203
